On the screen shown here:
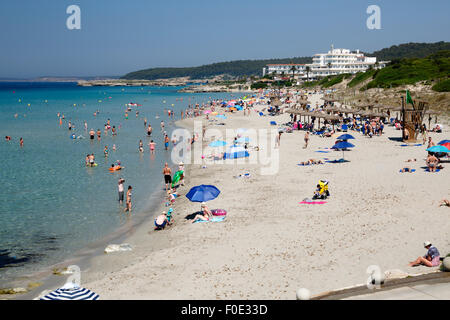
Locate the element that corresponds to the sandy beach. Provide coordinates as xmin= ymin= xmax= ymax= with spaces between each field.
xmin=39 ymin=92 xmax=449 ymax=300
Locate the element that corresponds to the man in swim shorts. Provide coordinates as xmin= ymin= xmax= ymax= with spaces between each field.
xmin=162 ymin=162 xmax=172 ymax=191
xmin=89 ymin=129 xmax=95 ymax=140
xmin=118 ymin=178 xmax=125 ymax=205
xmin=164 ymin=135 xmax=170 ymax=150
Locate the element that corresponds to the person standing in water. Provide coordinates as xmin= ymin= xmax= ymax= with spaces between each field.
xmin=84 ymin=121 xmax=88 ymax=131
xmin=118 ymin=178 xmax=125 ymax=205
xmin=160 ymin=121 xmax=165 ymax=132
xmin=19 ymin=137 xmax=23 ymax=147
xmin=149 ymin=140 xmax=155 ymax=154
xmin=139 ymin=140 xmax=144 ymax=153
xmin=147 ymin=124 xmax=152 ymax=137
xmin=124 ymin=186 xmax=132 ymax=212
xmin=164 ymin=134 xmax=170 ymax=150
xmin=89 ymin=129 xmax=95 ymax=140
xmin=162 ymin=163 xmax=172 ymax=191
xmin=96 ymin=129 xmax=101 ymax=141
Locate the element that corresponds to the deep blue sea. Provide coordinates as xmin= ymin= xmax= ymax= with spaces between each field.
xmin=0 ymin=82 xmax=240 ymax=284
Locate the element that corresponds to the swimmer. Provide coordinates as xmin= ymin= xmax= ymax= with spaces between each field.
xmin=139 ymin=140 xmax=144 ymax=153
xmin=112 ymin=126 xmax=117 ymax=136
xmin=97 ymin=129 xmax=101 ymax=140
xmin=113 ymin=144 xmax=116 ymax=151
xmin=19 ymin=137 xmax=23 ymax=147
xmin=104 ymin=145 xmax=109 ymax=157
xmin=5 ymin=136 xmax=11 ymax=141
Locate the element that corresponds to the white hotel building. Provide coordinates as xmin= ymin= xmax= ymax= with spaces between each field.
xmin=262 ymin=46 xmax=388 ymax=80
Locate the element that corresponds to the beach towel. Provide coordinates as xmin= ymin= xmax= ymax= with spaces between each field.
xmin=193 ymin=216 xmax=226 ymax=223
xmin=399 ymin=169 xmax=416 ymax=173
xmin=299 ymin=201 xmax=327 ymax=204
xmin=315 ymin=150 xmax=330 ymax=153
xmin=270 ymin=121 xmax=277 ymax=125
xmin=400 ymin=144 xmax=423 ymax=147
xmin=325 ymin=159 xmax=349 ymax=163
xmin=425 ymin=168 xmax=441 ymax=172
xmin=297 ymin=163 xmax=324 ymax=166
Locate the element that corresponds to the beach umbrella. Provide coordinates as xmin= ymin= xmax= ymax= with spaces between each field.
xmin=426 ymin=145 xmax=449 ymax=153
xmin=40 ymin=284 xmax=99 ymax=300
xmin=331 ymin=141 xmax=355 ymax=160
xmin=186 ymin=184 xmax=220 ymax=203
xmin=203 ymin=110 xmax=211 ymax=114
xmin=437 ymin=140 xmax=450 ymax=145
xmin=336 ymin=134 xmax=355 ymax=141
xmin=209 ymin=140 xmax=227 ymax=147
xmin=236 ymin=137 xmax=251 ymax=143
xmin=236 ymin=128 xmax=248 ymax=134
xmin=438 ymin=142 xmax=450 ymax=150
xmin=223 ymin=145 xmax=249 ymax=159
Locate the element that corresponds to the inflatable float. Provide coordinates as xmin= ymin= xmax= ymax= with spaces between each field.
xmin=171 ymin=170 xmax=184 ymax=187
xmin=211 ymin=209 xmax=227 ymax=216
xmin=109 ymin=166 xmax=122 ymax=172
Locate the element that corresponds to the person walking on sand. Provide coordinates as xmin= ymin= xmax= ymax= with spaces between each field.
xmin=118 ymin=178 xmax=125 ymax=205
xmin=409 ymin=241 xmax=440 ymax=267
xmin=427 ymin=137 xmax=435 ymax=149
xmin=162 ymin=163 xmax=172 ymax=191
xmin=304 ymin=131 xmax=310 ymax=149
xmin=124 ymin=186 xmax=132 ymax=212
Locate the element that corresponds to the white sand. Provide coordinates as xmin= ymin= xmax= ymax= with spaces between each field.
xmin=79 ymin=93 xmax=450 ymax=299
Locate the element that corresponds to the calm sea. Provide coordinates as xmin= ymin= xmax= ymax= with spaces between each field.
xmin=0 ymin=81 xmax=240 ymax=285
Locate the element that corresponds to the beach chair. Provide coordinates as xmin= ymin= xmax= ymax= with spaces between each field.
xmin=341 ymin=124 xmax=348 ymax=132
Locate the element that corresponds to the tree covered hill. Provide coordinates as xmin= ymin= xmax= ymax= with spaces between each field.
xmin=122 ymin=41 xmax=450 ymax=80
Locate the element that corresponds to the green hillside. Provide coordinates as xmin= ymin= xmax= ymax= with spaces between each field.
xmin=122 ymin=41 xmax=450 ymax=81
xmin=122 ymin=57 xmax=311 ymax=80
xmin=372 ymin=41 xmax=450 ymax=61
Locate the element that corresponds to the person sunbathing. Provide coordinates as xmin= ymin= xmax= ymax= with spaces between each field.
xmin=192 ymin=202 xmax=212 ymax=223
xmin=438 ymin=199 xmax=450 ymax=207
xmin=409 ymin=242 xmax=441 ymax=267
xmin=405 ymin=159 xmax=417 ymax=162
xmin=400 ymin=167 xmax=413 ymax=173
xmin=322 ymin=130 xmax=335 ymax=137
xmin=426 ymin=154 xmax=439 ymax=172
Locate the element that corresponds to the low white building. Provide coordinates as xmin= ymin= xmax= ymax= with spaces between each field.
xmin=263 ymin=45 xmax=389 ymax=80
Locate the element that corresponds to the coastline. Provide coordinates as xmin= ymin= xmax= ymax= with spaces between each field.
xmin=6 ymin=92 xmax=449 ymax=300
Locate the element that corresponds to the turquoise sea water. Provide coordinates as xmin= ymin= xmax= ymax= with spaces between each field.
xmin=0 ymin=82 xmax=240 ymax=285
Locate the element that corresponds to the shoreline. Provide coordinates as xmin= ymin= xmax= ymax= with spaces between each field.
xmin=6 ymin=92 xmax=449 ymax=300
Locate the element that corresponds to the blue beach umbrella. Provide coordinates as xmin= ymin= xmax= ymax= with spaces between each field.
xmin=336 ymin=134 xmax=355 ymax=141
xmin=224 ymin=146 xmax=249 ymax=159
xmin=437 ymin=140 xmax=450 ymax=145
xmin=209 ymin=140 xmax=227 ymax=147
xmin=186 ymin=184 xmax=220 ymax=203
xmin=331 ymin=141 xmax=355 ymax=160
xmin=236 ymin=137 xmax=251 ymax=143
xmin=426 ymin=145 xmax=449 ymax=153
xmin=40 ymin=286 xmax=99 ymax=300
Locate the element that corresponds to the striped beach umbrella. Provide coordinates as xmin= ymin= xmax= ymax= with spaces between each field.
xmin=40 ymin=286 xmax=99 ymax=300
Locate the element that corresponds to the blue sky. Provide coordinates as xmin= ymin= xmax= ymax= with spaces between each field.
xmin=0 ymin=0 xmax=449 ymax=78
